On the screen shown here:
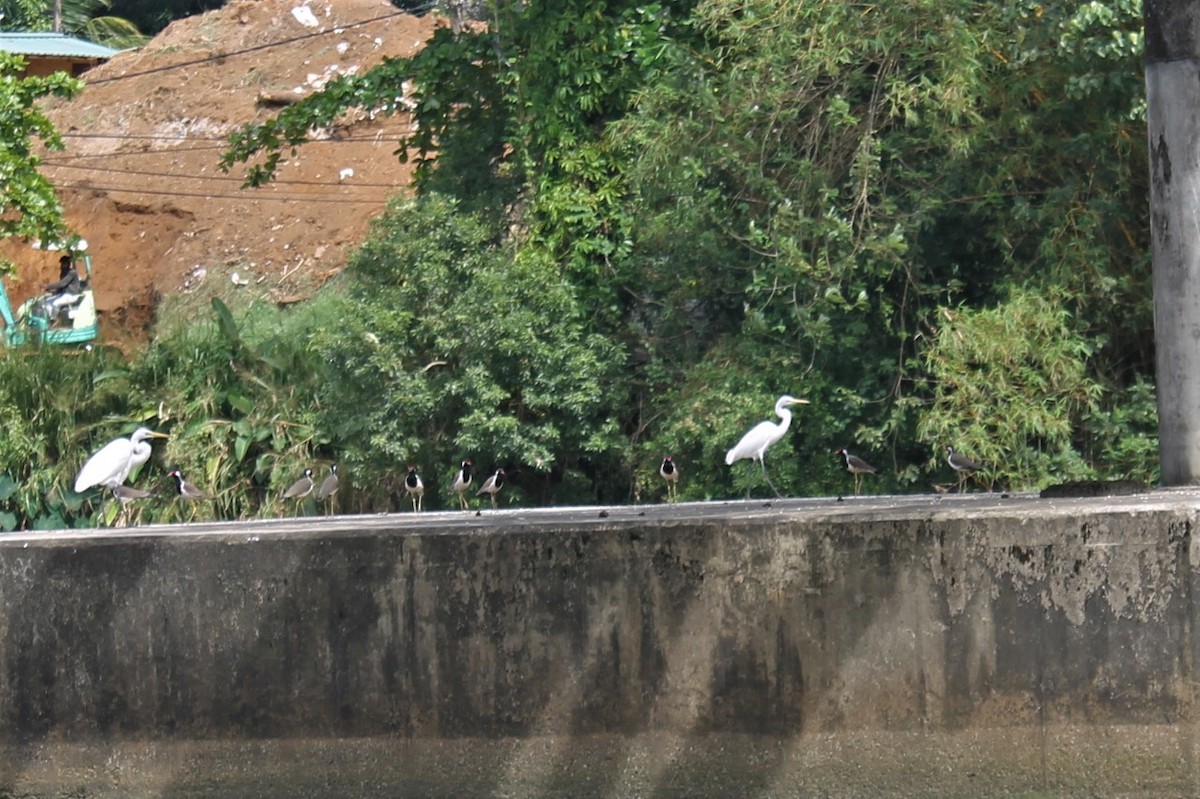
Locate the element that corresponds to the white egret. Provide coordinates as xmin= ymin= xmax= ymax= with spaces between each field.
xmin=404 ymin=465 xmax=424 ymax=512
xmin=725 ymin=395 xmax=810 ymax=498
xmin=659 ymin=456 xmax=679 ymax=503
xmin=451 ymin=459 xmax=473 ymax=510
xmin=834 ymin=447 xmax=877 ymax=496
xmin=477 ymin=468 xmax=505 ymax=508
xmin=74 ymin=427 xmax=169 ymax=493
xmin=946 ymin=446 xmax=981 ymax=492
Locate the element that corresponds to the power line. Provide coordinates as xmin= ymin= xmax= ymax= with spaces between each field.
xmin=48 ymin=144 xmax=232 ymax=159
xmin=53 ymin=181 xmax=393 ymax=205
xmin=59 ymin=131 xmax=410 ymax=143
xmin=86 ymin=4 xmax=438 ymax=87
xmin=42 ymin=159 xmax=407 ymax=189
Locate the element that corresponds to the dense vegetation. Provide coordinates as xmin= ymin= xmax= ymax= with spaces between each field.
xmin=0 ymin=0 xmax=145 ymax=47
xmin=0 ymin=0 xmax=1158 ymax=528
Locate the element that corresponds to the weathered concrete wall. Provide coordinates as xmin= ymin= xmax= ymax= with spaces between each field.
xmin=0 ymin=492 xmax=1198 ymax=797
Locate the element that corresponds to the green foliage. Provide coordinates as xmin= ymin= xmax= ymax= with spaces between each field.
xmin=314 ymin=194 xmax=625 ymax=508
xmin=0 ymin=0 xmax=50 ymax=29
xmin=0 ymin=347 xmax=127 ymax=530
xmin=634 ymin=337 xmax=834 ymax=500
xmin=953 ymin=0 xmax=1149 ymax=381
xmin=918 ymin=291 xmax=1101 ymax=491
xmin=0 ymin=0 xmax=146 ymax=47
xmin=1084 ymin=379 xmax=1159 ymax=485
xmin=617 ymin=0 xmax=1001 ymax=489
xmin=223 ymin=1 xmax=694 ymax=323
xmin=616 ymin=0 xmax=1151 ymax=494
xmin=117 ymin=295 xmax=326 ymax=522
xmin=0 ymin=0 xmax=1155 ymax=528
xmin=0 ymin=53 xmax=81 ymax=268
xmin=107 ymin=0 xmax=221 ymax=36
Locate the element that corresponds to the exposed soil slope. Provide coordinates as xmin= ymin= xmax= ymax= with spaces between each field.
xmin=3 ymin=0 xmax=435 ymax=348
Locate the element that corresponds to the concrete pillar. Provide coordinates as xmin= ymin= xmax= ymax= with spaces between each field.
xmin=1146 ymin=0 xmax=1200 ymax=485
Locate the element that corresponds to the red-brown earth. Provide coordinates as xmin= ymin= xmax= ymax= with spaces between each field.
xmin=2 ymin=0 xmax=435 ymax=350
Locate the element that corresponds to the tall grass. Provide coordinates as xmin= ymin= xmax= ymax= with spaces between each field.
xmin=0 ymin=345 xmax=131 ymax=529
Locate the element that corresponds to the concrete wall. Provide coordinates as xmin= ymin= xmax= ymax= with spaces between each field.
xmin=0 ymin=492 xmax=1197 ymax=797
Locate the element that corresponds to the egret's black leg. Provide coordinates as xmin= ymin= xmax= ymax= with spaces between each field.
xmin=761 ymin=457 xmax=783 ymax=498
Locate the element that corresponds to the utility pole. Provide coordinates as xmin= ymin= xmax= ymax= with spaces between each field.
xmin=1146 ymin=0 xmax=1200 ymax=485
xmin=52 ymin=0 xmax=61 ymax=32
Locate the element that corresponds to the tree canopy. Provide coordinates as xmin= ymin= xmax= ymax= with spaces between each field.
xmin=0 ymin=0 xmax=145 ymax=47
xmin=220 ymin=0 xmax=1151 ymax=504
xmin=0 ymin=0 xmax=1157 ymax=528
xmin=0 ymin=52 xmax=81 ymax=265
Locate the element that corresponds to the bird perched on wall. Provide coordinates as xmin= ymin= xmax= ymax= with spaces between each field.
xmin=109 ymin=484 xmax=157 ymax=528
xmin=283 ymin=468 xmax=314 ymax=500
xmin=112 ymin=485 xmax=156 ymax=505
xmin=404 ymin=465 xmax=424 ymax=512
xmin=834 ymin=447 xmax=878 ymax=496
xmin=167 ymin=469 xmax=209 ymax=501
xmin=659 ymin=456 xmax=680 ymax=503
xmin=74 ymin=427 xmax=169 ymax=493
xmin=314 ymin=460 xmax=343 ymax=515
xmin=281 ymin=467 xmax=314 ymax=516
xmin=451 ymin=459 xmax=473 ymax=510
xmin=946 ymin=446 xmax=982 ymax=492
xmin=316 ymin=464 xmax=339 ymax=504
xmin=725 ymin=395 xmax=810 ymax=498
xmin=477 ymin=468 xmax=505 ymax=509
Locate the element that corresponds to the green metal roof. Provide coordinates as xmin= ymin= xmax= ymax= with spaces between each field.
xmin=0 ymin=32 xmax=119 ymax=60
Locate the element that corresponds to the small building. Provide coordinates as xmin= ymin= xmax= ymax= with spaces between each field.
xmin=0 ymin=32 xmax=119 ymax=77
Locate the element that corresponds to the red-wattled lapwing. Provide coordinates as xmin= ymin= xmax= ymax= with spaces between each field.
xmin=451 ymin=459 xmax=473 ymax=510
xmin=834 ymin=447 xmax=878 ymax=496
xmin=659 ymin=456 xmax=680 ymax=503
xmin=477 ymin=468 xmax=505 ymax=509
xmin=946 ymin=446 xmax=981 ymax=492
xmin=167 ymin=469 xmax=209 ymax=500
xmin=404 ymin=465 xmax=424 ymax=512
xmin=74 ymin=427 xmax=169 ymax=493
xmin=725 ymin=395 xmax=810 ymax=498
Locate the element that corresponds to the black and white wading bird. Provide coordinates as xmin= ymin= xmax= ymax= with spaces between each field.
xmin=110 ymin=485 xmax=156 ymax=528
xmin=834 ymin=448 xmax=878 ymax=496
xmin=281 ymin=467 xmax=314 ymax=515
xmin=316 ymin=464 xmax=340 ymax=508
xmin=404 ymin=465 xmax=424 ymax=512
xmin=946 ymin=446 xmax=981 ymax=492
xmin=167 ymin=469 xmax=209 ymax=501
xmin=451 ymin=459 xmax=473 ymax=510
xmin=725 ymin=395 xmax=810 ymax=498
xmin=659 ymin=456 xmax=680 ymax=503
xmin=477 ymin=468 xmax=505 ymax=509
xmin=112 ymin=485 xmax=156 ymax=505
xmin=74 ymin=427 xmax=169 ymax=493
xmin=283 ymin=468 xmax=314 ymax=500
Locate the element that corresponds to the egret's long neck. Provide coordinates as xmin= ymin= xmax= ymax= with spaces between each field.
xmin=776 ymin=407 xmax=793 ymax=435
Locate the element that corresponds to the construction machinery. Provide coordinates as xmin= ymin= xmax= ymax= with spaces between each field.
xmin=0 ymin=239 xmax=98 ymax=348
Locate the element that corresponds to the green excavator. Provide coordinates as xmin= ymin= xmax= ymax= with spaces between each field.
xmin=0 ymin=239 xmax=98 ymax=348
